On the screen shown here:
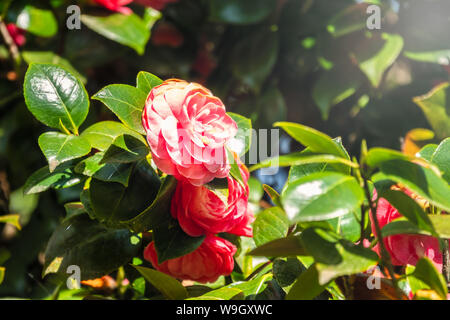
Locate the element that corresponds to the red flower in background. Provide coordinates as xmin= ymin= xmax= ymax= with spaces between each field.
xmin=371 ymin=188 xmax=442 ymax=271
xmin=134 ymin=0 xmax=178 ymax=10
xmin=6 ymin=24 xmax=26 ymax=47
xmin=93 ymin=0 xmax=133 ymax=14
xmin=171 ymin=162 xmax=254 ymax=237
xmin=151 ymin=22 xmax=184 ymax=48
xmin=144 ymin=234 xmax=236 ymax=283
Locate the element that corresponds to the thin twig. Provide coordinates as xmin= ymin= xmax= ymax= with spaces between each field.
xmin=0 ymin=16 xmax=21 ymax=72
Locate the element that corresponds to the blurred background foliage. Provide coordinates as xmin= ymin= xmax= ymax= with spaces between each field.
xmin=0 ymin=0 xmax=449 ymax=298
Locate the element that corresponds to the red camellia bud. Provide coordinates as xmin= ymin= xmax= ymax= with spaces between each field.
xmin=6 ymin=24 xmax=26 ymax=47
xmin=171 ymin=162 xmax=254 ymax=237
xmin=142 ymin=79 xmax=237 ymax=186
xmin=371 ymin=188 xmax=442 ymax=271
xmin=144 ymin=234 xmax=236 ymax=283
xmin=93 ymin=0 xmax=133 ymax=14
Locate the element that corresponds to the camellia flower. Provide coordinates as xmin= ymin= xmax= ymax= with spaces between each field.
xmin=144 ymin=234 xmax=236 ymax=283
xmin=171 ymin=162 xmax=254 ymax=237
xmin=142 ymin=79 xmax=237 ymax=186
xmin=6 ymin=24 xmax=26 ymax=47
xmin=134 ymin=0 xmax=178 ymax=10
xmin=371 ymin=188 xmax=442 ymax=271
xmin=93 ymin=0 xmax=133 ymax=14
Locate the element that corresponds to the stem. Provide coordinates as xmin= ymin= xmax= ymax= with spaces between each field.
xmin=0 ymin=16 xmax=21 ymax=73
xmin=359 ymin=204 xmax=366 ymax=244
xmin=442 ymin=240 xmax=450 ymax=284
xmin=244 ymin=260 xmax=272 ymax=281
xmin=361 ymin=175 xmax=403 ymax=299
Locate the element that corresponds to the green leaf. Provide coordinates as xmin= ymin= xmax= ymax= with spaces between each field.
xmin=101 ymin=134 xmax=148 ymax=164
xmin=378 ymin=189 xmax=435 ymax=234
xmin=75 ymin=153 xmax=133 ymax=187
xmin=133 ymin=265 xmax=187 ymax=300
xmin=153 ymin=218 xmax=205 ymax=264
xmin=209 ymin=0 xmax=276 ymax=25
xmin=22 ymin=51 xmax=86 ymax=83
xmin=24 ymin=64 xmax=89 ymax=133
xmin=188 ymin=287 xmax=242 ymax=300
xmin=15 ymin=5 xmax=57 ymax=37
xmin=248 ymin=177 xmax=263 ymax=203
xmin=416 ymin=144 xmax=438 ymax=161
xmin=249 ymin=235 xmax=306 ymax=257
xmin=354 ymin=33 xmax=404 ymax=87
xmin=24 ymin=166 xmax=82 ymax=195
xmin=249 ymin=152 xmax=358 ymax=172
xmin=413 ymin=82 xmax=450 ymax=139
xmin=300 ymin=228 xmax=379 ymax=284
xmin=404 ymin=50 xmax=450 ymax=65
xmin=230 ymin=28 xmax=278 ymax=93
xmin=431 ymin=138 xmax=450 ymax=184
xmin=312 ymin=68 xmax=362 ymax=119
xmin=0 ymin=214 xmax=21 ymax=230
xmin=81 ymin=14 xmax=150 ymax=55
xmin=281 ymin=172 xmax=365 ymax=223
xmin=409 ymin=258 xmax=447 ymax=300
xmin=204 ymin=178 xmax=229 ymax=204
xmin=119 ymin=176 xmax=177 ymax=233
xmin=226 ymin=273 xmax=273 ymax=297
xmin=274 ymin=122 xmax=349 ymax=159
xmin=81 ymin=121 xmax=146 ymax=151
xmin=226 ymin=112 xmax=252 ymax=156
xmin=38 ymin=132 xmax=91 ymax=172
xmin=327 ymin=4 xmax=370 ymax=37
xmin=286 ymin=264 xmax=325 ymax=300
xmin=273 ymin=257 xmax=304 ymax=288
xmin=93 ymin=84 xmax=148 ymax=134
xmin=0 ymin=266 xmax=4 ymax=285
xmin=253 ymin=207 xmax=290 ymax=247
xmin=136 ymin=71 xmax=162 ymax=94
xmin=364 ymin=147 xmax=412 ymax=168
xmin=88 ymin=166 xmax=161 ymax=229
xmin=378 ymin=159 xmax=450 ymax=212
xmin=64 ymin=202 xmax=86 ymax=218
xmin=382 ymin=215 xmax=450 ymax=239
xmin=226 ymin=148 xmax=246 ymax=190
xmin=263 ymin=184 xmax=282 ymax=207
xmin=43 ymin=213 xmax=141 ymax=280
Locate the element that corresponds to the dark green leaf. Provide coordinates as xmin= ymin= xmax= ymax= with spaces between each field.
xmin=24 ymin=166 xmax=82 ymax=195
xmin=286 ymin=264 xmax=325 ymax=300
xmin=249 ymin=235 xmax=306 ymax=257
xmin=24 ymin=64 xmax=89 ymax=133
xmin=209 ymin=0 xmax=276 ymax=25
xmin=101 ymin=134 xmax=148 ymax=164
xmin=382 ymin=215 xmax=450 ymax=239
xmin=273 ymin=258 xmax=304 ymax=288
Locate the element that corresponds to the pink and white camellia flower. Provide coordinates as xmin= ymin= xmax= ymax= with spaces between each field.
xmin=371 ymin=188 xmax=442 ymax=271
xmin=142 ymin=79 xmax=238 ymax=186
xmin=93 ymin=0 xmax=133 ymax=14
xmin=144 ymin=234 xmax=236 ymax=283
xmin=171 ymin=162 xmax=254 ymax=237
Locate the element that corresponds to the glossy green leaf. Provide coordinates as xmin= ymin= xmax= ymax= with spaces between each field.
xmin=93 ymin=84 xmax=147 ymax=134
xmin=409 ymin=258 xmax=447 ymax=300
xmin=153 ymin=218 xmax=205 ymax=264
xmin=43 ymin=213 xmax=141 ymax=280
xmin=133 ymin=265 xmax=187 ymax=300
xmin=281 ymin=172 xmax=365 ymax=223
xmin=274 ymin=122 xmax=349 ymax=159
xmin=81 ymin=14 xmax=150 ymax=55
xmin=364 ymin=147 xmax=412 ymax=168
xmin=416 ymin=144 xmax=438 ymax=161
xmin=15 ymin=5 xmax=57 ymax=37
xmin=188 ymin=287 xmax=242 ymax=300
xmin=248 ymin=177 xmax=263 ymax=203
xmin=250 ymin=152 xmax=358 ymax=172
xmin=101 ymin=134 xmax=148 ymax=164
xmin=300 ymin=228 xmax=379 ymax=284
xmin=226 ymin=273 xmax=273 ymax=297
xmin=382 ymin=215 xmax=450 ymax=239
xmin=378 ymin=159 xmax=450 ymax=212
xmin=24 ymin=166 xmax=82 ymax=195
xmin=404 ymin=50 xmax=450 ymax=65
xmin=431 ymin=138 xmax=450 ymax=184
xmin=38 ymin=132 xmax=91 ymax=172
xmin=249 ymin=235 xmax=306 ymax=257
xmin=355 ymin=33 xmax=404 ymax=87
xmin=227 ymin=112 xmax=252 ymax=156
xmin=81 ymin=121 xmax=146 ymax=151
xmin=413 ymin=82 xmax=450 ymax=139
xmin=273 ymin=258 xmax=304 ymax=288
xmin=24 ymin=64 xmax=89 ymax=133
xmin=253 ymin=207 xmax=290 ymax=247
xmin=136 ymin=71 xmax=162 ymax=94
xmin=75 ymin=153 xmax=133 ymax=187
xmin=209 ymin=0 xmax=276 ymax=25
xmin=22 ymin=51 xmax=86 ymax=83
xmin=286 ymin=264 xmax=325 ymax=300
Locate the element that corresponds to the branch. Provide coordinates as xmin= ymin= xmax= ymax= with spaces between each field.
xmin=0 ymin=16 xmax=21 ymax=71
